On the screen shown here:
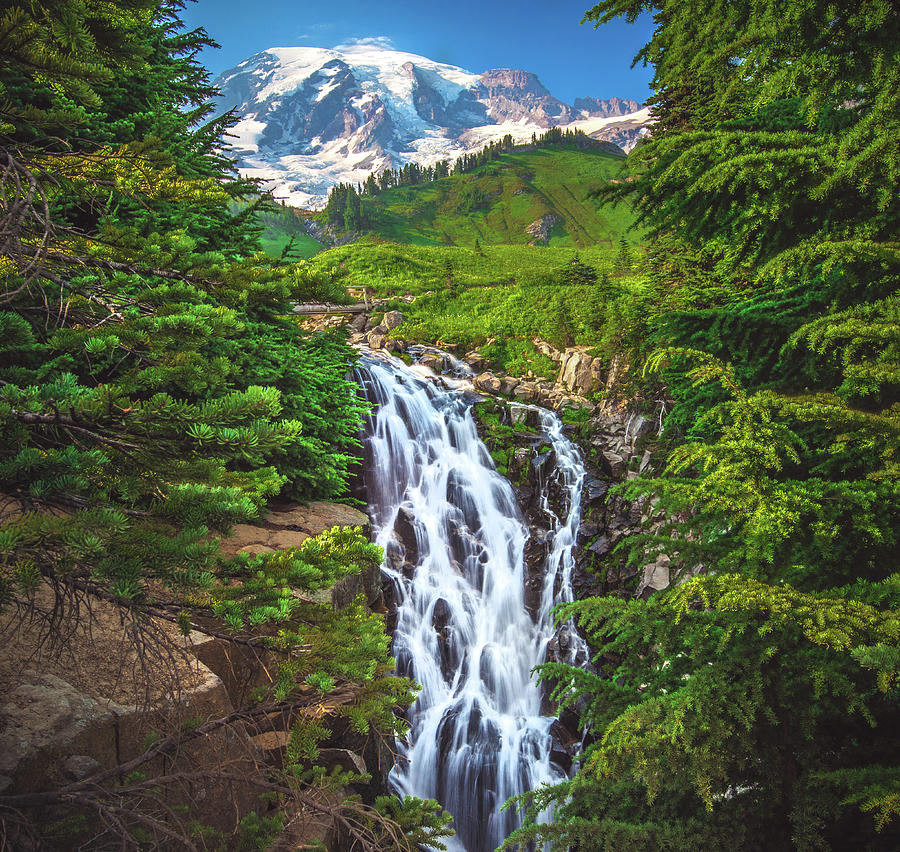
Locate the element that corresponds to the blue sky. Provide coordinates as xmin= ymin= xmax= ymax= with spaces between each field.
xmin=180 ymin=0 xmax=656 ymax=105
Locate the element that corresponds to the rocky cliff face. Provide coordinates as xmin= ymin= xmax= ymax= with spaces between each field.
xmin=476 ymin=68 xmax=575 ymax=125
xmin=574 ymin=95 xmax=641 ymax=118
xmin=214 ymin=44 xmax=650 ymax=207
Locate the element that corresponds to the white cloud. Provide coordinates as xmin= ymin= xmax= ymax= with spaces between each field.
xmin=296 ymin=23 xmax=334 ymax=42
xmin=333 ymin=36 xmax=396 ymax=50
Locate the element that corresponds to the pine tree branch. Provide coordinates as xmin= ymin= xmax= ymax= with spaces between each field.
xmin=9 ymin=409 xmax=141 ymax=450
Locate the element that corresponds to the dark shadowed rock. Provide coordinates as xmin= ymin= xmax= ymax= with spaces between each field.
xmin=392 ymin=506 xmax=420 ymax=575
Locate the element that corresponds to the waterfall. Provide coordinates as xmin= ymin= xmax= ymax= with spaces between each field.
xmin=355 ymin=352 xmax=587 ymax=852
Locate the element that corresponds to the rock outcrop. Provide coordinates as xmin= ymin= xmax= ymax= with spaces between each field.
xmin=477 ymin=69 xmax=575 ymax=126
xmin=558 ymin=347 xmax=605 ymax=395
xmin=525 ymin=213 xmax=561 ymax=244
xmin=573 ymin=96 xmax=642 ymax=118
xmin=0 ymin=498 xmax=378 ymax=847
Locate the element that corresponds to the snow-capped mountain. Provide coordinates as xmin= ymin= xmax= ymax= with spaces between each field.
xmin=215 ymin=43 xmax=650 ymax=208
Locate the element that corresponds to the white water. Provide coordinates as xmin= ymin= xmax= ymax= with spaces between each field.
xmin=355 ymin=352 xmax=587 ymax=852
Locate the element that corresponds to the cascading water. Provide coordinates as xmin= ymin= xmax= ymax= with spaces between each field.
xmin=355 ymin=351 xmax=587 ymax=852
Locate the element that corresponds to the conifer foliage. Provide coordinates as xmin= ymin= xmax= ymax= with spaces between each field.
xmin=505 ymin=1 xmax=900 ymax=850
xmin=0 ymin=2 xmax=452 ymax=848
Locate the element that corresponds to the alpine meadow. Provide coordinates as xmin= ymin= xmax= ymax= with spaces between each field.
xmin=0 ymin=1 xmax=897 ymax=851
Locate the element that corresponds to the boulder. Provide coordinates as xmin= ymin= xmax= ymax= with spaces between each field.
xmin=381 ymin=310 xmax=404 ymax=329
xmin=420 ymin=353 xmax=446 ymax=373
xmin=639 ymin=449 xmax=652 ymax=473
xmin=534 ymin=339 xmax=562 ymax=362
xmin=558 ymin=348 xmax=605 ymax=395
xmin=0 ymin=666 xmax=232 ymax=797
xmin=498 ymin=376 xmax=520 ymax=396
xmin=474 ymin=372 xmax=503 ymax=394
xmin=638 ymin=555 xmax=670 ymax=598
xmin=509 ymin=406 xmax=531 ymax=427
xmin=264 ymin=502 xmax=368 ymax=532
xmin=513 ymin=382 xmax=539 ymax=402
xmin=366 ymin=331 xmax=387 ymax=349
xmin=627 ymin=413 xmax=655 ymax=443
xmin=600 ymin=450 xmax=626 ymax=478
xmin=250 ymin=730 xmax=289 ymax=763
xmin=464 ymin=352 xmax=489 ymax=371
xmin=228 ymin=524 xmax=309 ymax=553
xmin=587 ymin=535 xmax=612 ymax=557
xmin=583 ymin=475 xmax=609 ymax=503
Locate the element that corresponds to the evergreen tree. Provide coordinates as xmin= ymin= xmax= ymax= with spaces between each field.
xmin=505 ymin=1 xmax=900 ymax=849
xmin=0 ymin=2 xmax=449 ymax=846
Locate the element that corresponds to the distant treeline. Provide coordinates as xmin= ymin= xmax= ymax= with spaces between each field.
xmin=324 ymin=127 xmax=615 ymax=230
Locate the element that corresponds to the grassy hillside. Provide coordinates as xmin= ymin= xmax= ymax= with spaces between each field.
xmin=307 ymin=241 xmax=634 ymax=296
xmin=297 ymin=143 xmax=648 ymax=380
xmin=357 ymin=145 xmax=636 ymax=247
xmin=306 ymin=240 xmax=650 ymax=380
xmin=257 ymin=204 xmax=323 ymax=258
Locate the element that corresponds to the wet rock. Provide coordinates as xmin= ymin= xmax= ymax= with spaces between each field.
xmin=366 ymin=331 xmax=387 ymax=349
xmin=432 ymin=598 xmax=452 ymax=633
xmin=392 ymin=507 xmax=420 ymax=572
xmin=578 ymin=519 xmax=600 ymax=540
xmin=420 ymin=353 xmax=446 ymax=373
xmin=523 ymin=535 xmax=548 ymax=620
xmin=531 ymin=450 xmax=555 ymax=475
xmin=549 ymin=739 xmax=573 ymax=773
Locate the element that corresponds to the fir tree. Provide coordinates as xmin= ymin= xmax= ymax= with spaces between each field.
xmin=0 ymin=2 xmax=448 ymax=846
xmin=505 ymin=1 xmax=900 ymax=849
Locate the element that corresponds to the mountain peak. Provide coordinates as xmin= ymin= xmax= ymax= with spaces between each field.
xmin=215 ymin=45 xmax=650 ymax=208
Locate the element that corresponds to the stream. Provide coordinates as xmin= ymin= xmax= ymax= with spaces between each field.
xmin=355 ymin=351 xmax=587 ymax=852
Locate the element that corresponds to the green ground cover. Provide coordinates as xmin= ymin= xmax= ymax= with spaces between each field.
xmin=356 ymin=146 xmax=637 ymax=248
